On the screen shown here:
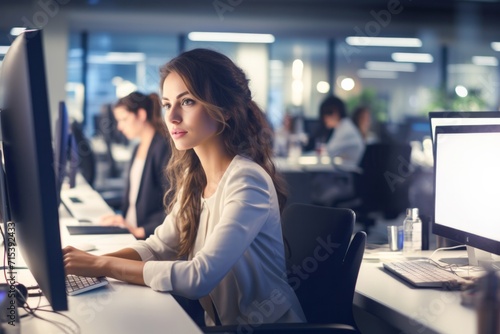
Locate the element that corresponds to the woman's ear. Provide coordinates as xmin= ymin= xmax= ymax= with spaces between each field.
xmin=137 ymin=108 xmax=148 ymax=122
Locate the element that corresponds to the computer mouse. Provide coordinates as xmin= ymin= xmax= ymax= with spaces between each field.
xmin=72 ymin=242 xmax=97 ymax=252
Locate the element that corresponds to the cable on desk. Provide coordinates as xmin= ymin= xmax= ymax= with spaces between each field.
xmin=26 ymin=306 xmax=81 ymax=334
xmin=427 ymin=244 xmax=483 ymax=280
xmin=0 ymin=224 xmax=81 ymax=334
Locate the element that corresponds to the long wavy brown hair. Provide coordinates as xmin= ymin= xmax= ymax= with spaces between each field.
xmin=159 ymin=48 xmax=287 ymax=258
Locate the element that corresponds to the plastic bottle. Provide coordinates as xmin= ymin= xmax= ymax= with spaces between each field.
xmin=403 ymin=208 xmax=422 ymax=253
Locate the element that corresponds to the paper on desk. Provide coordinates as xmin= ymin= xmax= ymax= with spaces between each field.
xmin=363 ymin=245 xmax=406 ymax=262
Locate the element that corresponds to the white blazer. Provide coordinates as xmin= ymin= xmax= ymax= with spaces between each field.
xmin=130 ymin=155 xmax=306 ymax=326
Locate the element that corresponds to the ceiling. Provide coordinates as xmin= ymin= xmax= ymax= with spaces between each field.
xmin=2 ymin=0 xmax=500 ymax=43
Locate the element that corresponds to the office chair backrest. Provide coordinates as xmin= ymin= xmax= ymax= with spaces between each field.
xmin=282 ymin=203 xmax=357 ymax=324
xmin=356 ymin=143 xmax=412 ymax=219
xmin=338 ymin=231 xmax=366 ymax=328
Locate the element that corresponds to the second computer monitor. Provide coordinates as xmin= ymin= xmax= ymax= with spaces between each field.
xmin=433 ymin=124 xmax=500 ymax=265
xmin=429 ymin=111 xmax=500 ymax=147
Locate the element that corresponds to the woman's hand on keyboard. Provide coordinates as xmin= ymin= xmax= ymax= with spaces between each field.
xmin=63 ymin=246 xmax=107 ymax=278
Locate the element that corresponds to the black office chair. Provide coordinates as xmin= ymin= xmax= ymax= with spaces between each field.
xmin=337 ymin=231 xmax=367 ymax=329
xmin=335 ymin=143 xmax=412 ymax=232
xmin=282 ymin=204 xmax=364 ymax=328
xmin=203 ymin=203 xmax=365 ymax=334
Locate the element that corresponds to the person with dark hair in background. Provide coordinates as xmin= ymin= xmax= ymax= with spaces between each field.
xmin=351 ymin=105 xmax=374 ymax=143
xmin=317 ymin=95 xmax=365 ymax=166
xmin=64 ymin=48 xmax=305 ymax=327
xmin=309 ymin=96 xmax=365 ymax=206
xmin=99 ymin=91 xmax=171 ymax=240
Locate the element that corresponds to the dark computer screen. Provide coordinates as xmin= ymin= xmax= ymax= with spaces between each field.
xmin=0 ymin=29 xmax=68 ymax=310
xmin=404 ymin=116 xmax=431 ymax=142
xmin=433 ymin=124 xmax=500 ymax=265
xmin=54 ymin=101 xmax=69 ymax=205
xmin=54 ymin=101 xmax=79 ymax=191
xmin=0 ymin=149 xmax=10 ymax=227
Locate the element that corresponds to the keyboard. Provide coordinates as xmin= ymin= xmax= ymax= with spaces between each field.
xmin=383 ymin=260 xmax=470 ymax=288
xmin=66 ymin=225 xmax=130 ymax=235
xmin=66 ymin=275 xmax=109 ymax=296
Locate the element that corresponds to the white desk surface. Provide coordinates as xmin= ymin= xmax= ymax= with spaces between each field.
xmin=354 ymin=250 xmax=478 ymax=334
xmin=274 ymin=155 xmax=362 ymax=173
xmin=19 ymin=276 xmax=202 ymax=334
xmin=15 ymin=220 xmax=202 ymax=334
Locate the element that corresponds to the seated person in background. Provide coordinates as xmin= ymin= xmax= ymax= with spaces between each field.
xmin=309 ymin=96 xmax=365 ymax=207
xmin=351 ymin=105 xmax=377 ymax=144
xmin=319 ymin=95 xmax=365 ymax=166
xmin=64 ymin=48 xmax=306 ymax=327
xmin=273 ymin=113 xmax=295 ymax=157
xmin=351 ymin=105 xmax=371 ymax=141
xmin=99 ymin=91 xmax=171 ymax=239
xmin=302 ymin=112 xmax=334 ymax=153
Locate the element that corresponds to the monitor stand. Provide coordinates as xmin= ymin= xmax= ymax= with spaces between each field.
xmin=438 ymin=246 xmax=500 ymax=267
xmin=467 ymin=246 xmax=500 ymax=268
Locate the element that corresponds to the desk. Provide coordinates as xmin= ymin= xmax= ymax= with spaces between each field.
xmin=274 ymin=155 xmax=361 ymax=173
xmin=354 ymin=251 xmax=477 ymax=334
xmin=274 ymin=155 xmax=359 ymax=207
xmin=10 ymin=176 xmax=202 ymax=333
xmin=17 ymin=230 xmax=203 ymax=334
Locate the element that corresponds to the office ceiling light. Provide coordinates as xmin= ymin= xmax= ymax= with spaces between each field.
xmin=345 ymin=36 xmax=422 ymax=47
xmin=316 ymin=81 xmax=330 ymax=93
xmin=340 ymin=77 xmax=355 ymax=91
xmin=392 ymin=52 xmax=434 ymax=63
xmin=491 ymin=42 xmax=500 ymax=52
xmin=10 ymin=27 xmax=26 ymax=36
xmin=365 ymin=61 xmax=416 ymax=72
xmin=291 ymin=80 xmax=304 ymax=106
xmin=357 ymin=69 xmax=398 ymax=79
xmin=106 ymin=52 xmax=145 ymax=62
xmin=188 ymin=32 xmax=275 ymax=43
xmin=88 ymin=52 xmax=146 ymax=64
xmin=292 ymin=59 xmax=303 ymax=80
xmin=455 ymin=85 xmax=468 ymax=98
xmin=472 ymin=56 xmax=498 ymax=66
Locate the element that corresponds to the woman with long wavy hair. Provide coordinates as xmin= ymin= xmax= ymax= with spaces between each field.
xmin=63 ymin=48 xmax=306 ymax=327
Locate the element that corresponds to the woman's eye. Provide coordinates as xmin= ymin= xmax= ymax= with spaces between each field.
xmin=163 ymin=104 xmax=171 ymax=110
xmin=182 ymin=99 xmax=194 ymax=106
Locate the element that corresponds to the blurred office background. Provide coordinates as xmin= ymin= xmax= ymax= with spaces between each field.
xmin=1 ymin=0 xmax=499 ymax=242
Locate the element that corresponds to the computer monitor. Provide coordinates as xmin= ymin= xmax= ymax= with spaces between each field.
xmin=0 ymin=29 xmax=68 ymax=310
xmin=433 ymin=124 xmax=500 ymax=266
xmin=0 ymin=149 xmax=10 ymax=228
xmin=54 ymin=101 xmax=79 ymax=193
xmin=54 ymin=101 xmax=69 ymax=205
xmin=428 ymin=111 xmax=500 ymax=151
xmin=404 ymin=116 xmax=431 ymax=142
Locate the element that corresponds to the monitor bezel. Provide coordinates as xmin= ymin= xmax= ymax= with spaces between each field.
xmin=428 ymin=111 xmax=500 ymax=143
